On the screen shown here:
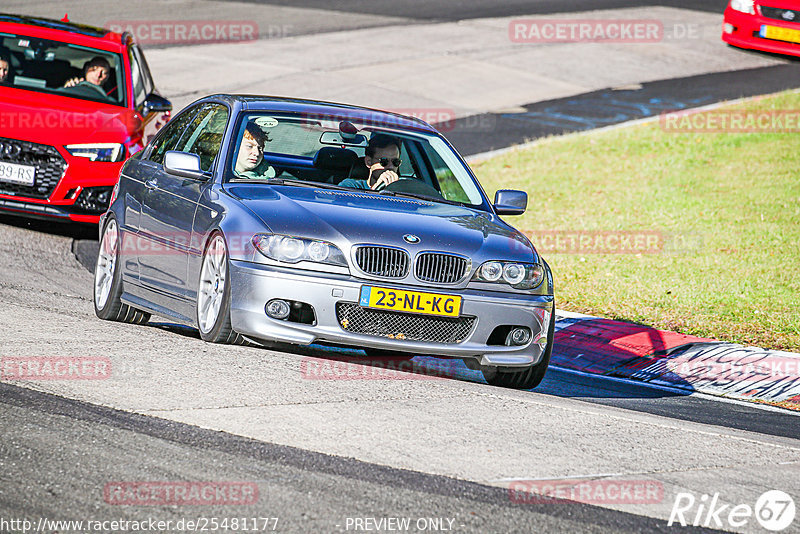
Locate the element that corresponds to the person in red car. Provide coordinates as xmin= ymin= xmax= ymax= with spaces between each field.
xmin=62 ymin=56 xmax=111 ymax=100
xmin=63 ymin=56 xmax=110 ymax=88
xmin=0 ymin=48 xmax=11 ymax=83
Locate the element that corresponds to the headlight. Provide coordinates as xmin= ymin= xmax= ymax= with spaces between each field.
xmin=729 ymin=0 xmax=755 ymax=14
xmin=64 ymin=143 xmax=125 ymax=162
xmin=252 ymin=234 xmax=347 ymax=266
xmin=473 ymin=261 xmax=544 ymax=289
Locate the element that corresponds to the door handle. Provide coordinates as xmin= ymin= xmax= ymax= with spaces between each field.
xmin=145 ymin=178 xmax=158 ymax=191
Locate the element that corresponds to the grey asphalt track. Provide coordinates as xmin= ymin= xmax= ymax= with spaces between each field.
xmin=221 ymin=0 xmax=728 ymax=20
xmin=445 ymin=64 xmax=800 ymax=156
xmin=1 ymin=382 xmax=721 ymax=534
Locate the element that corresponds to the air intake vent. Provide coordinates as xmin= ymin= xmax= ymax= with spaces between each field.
xmin=354 ymin=246 xmax=409 ymax=278
xmin=415 ymin=253 xmax=469 ymax=284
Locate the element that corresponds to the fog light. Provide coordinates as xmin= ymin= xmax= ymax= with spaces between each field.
xmin=266 ymin=299 xmax=291 ymax=320
xmin=506 ymin=327 xmax=532 ymax=346
xmin=723 ymin=23 xmax=735 ymax=34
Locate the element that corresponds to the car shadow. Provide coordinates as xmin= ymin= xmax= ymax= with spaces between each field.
xmin=0 ymin=213 xmax=96 ymax=240
xmin=144 ymin=315 xmax=703 ymax=401
xmin=548 ymin=317 xmax=703 ymax=399
xmin=725 ymin=43 xmax=800 ymax=62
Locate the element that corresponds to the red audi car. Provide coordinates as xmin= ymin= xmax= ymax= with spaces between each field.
xmin=0 ymin=14 xmax=171 ymax=223
xmin=723 ymin=0 xmax=800 ymax=57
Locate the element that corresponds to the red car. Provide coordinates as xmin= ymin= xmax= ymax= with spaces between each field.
xmin=0 ymin=14 xmax=171 ymax=223
xmin=723 ymin=0 xmax=800 ymax=57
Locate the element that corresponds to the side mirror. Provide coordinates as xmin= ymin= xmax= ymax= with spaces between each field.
xmin=142 ymin=92 xmax=172 ymax=115
xmin=494 ymin=189 xmax=527 ymax=215
xmin=164 ymin=151 xmax=206 ymax=180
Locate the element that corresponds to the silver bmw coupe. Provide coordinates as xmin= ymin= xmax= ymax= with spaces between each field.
xmin=94 ymin=95 xmax=555 ymax=389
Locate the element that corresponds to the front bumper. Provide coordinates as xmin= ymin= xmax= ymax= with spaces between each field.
xmin=723 ymin=7 xmax=800 ymax=57
xmin=0 ymin=136 xmax=122 ymax=224
xmin=229 ymin=260 xmax=554 ymax=368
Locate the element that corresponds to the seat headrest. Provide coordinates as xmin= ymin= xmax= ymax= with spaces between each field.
xmin=313 ymin=147 xmax=359 ymax=171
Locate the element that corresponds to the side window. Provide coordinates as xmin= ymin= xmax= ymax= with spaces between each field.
xmin=148 ymin=106 xmax=200 ymax=165
xmin=176 ymin=103 xmax=229 ymax=172
xmin=132 ymin=45 xmax=154 ymax=96
xmin=419 ymin=140 xmax=471 ymax=203
xmin=128 ymin=47 xmax=147 ymax=108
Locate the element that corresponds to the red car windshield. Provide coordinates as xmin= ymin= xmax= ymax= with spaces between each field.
xmin=0 ymin=32 xmax=125 ymax=106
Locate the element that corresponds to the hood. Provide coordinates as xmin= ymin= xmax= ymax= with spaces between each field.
xmin=757 ymin=0 xmax=799 ymax=10
xmin=0 ymin=86 xmax=141 ymax=144
xmin=226 ymin=184 xmax=538 ymax=263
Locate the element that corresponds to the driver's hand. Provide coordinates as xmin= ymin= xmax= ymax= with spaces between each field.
xmin=63 ymin=77 xmax=84 ymax=88
xmin=369 ymin=164 xmax=400 ymax=190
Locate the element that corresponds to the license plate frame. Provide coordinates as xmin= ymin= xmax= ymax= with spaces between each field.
xmin=760 ymin=25 xmax=800 ymax=44
xmin=359 ymin=286 xmax=462 ymax=318
xmin=0 ymin=161 xmax=36 ymax=186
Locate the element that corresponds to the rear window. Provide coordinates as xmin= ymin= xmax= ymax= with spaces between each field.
xmin=0 ymin=33 xmax=125 ymax=106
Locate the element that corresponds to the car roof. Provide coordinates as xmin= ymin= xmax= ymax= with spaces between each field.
xmin=0 ymin=13 xmax=127 ymax=51
xmin=206 ymin=94 xmax=440 ymax=134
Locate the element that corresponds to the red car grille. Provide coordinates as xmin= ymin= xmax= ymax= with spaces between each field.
xmin=0 ymin=137 xmax=66 ymax=199
xmin=760 ymin=6 xmax=800 ymax=25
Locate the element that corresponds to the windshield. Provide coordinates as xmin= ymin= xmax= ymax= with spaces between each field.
xmin=226 ymin=112 xmax=486 ymax=208
xmin=0 ymin=33 xmax=125 ymax=106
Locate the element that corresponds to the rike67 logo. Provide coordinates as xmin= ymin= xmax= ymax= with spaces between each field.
xmin=669 ymin=490 xmax=795 ymax=531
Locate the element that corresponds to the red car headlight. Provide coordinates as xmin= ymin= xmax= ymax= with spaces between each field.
xmin=729 ymin=0 xmax=756 ymax=15
xmin=64 ymin=143 xmax=125 ymax=162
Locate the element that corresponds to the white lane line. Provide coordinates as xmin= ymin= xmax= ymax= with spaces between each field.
xmin=549 ymin=365 xmax=800 ymax=416
xmin=491 ymin=473 xmax=627 ymax=482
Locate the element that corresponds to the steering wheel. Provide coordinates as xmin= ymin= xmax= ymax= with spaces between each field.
xmin=380 ymin=178 xmax=444 ymax=199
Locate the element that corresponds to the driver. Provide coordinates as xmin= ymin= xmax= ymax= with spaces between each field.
xmin=339 ymin=133 xmax=402 ymax=190
xmin=234 ymin=121 xmax=276 ymax=179
xmin=61 ymin=56 xmax=111 ymax=99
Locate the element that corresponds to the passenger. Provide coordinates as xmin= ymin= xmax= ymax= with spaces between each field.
xmin=234 ymin=121 xmax=276 ymax=179
xmin=339 ymin=133 xmax=402 ymax=190
xmin=61 ymin=56 xmax=111 ymax=99
xmin=0 ymin=49 xmax=12 ymax=84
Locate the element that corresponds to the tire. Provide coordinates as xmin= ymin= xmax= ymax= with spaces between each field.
xmin=196 ymin=232 xmax=248 ymax=345
xmin=482 ymin=305 xmax=556 ymax=390
xmin=94 ymin=217 xmax=150 ymax=324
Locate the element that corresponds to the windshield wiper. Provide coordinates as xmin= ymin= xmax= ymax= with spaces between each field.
xmin=378 ymin=189 xmax=465 ymax=206
xmin=232 ymin=177 xmax=350 ymax=191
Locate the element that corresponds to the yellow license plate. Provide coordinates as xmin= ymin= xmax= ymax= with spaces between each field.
xmin=359 ymin=286 xmax=461 ymax=317
xmin=761 ymin=25 xmax=800 ymax=44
